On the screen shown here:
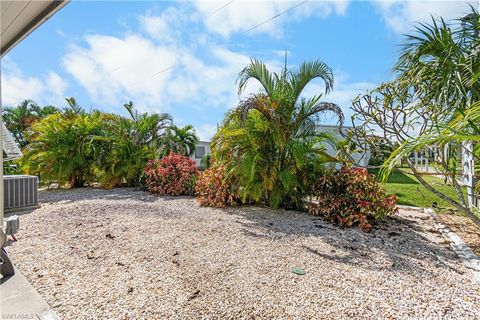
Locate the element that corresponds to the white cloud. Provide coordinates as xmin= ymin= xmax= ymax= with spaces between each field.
xmin=62 ymin=17 xmax=283 ymax=115
xmin=63 ymin=34 xmax=177 ymax=112
xmin=1 ymin=58 xmax=67 ymax=106
xmin=373 ymin=0 xmax=478 ymax=33
xmin=140 ymin=7 xmax=198 ymax=43
xmin=45 ymin=71 xmax=68 ymax=105
xmin=168 ymin=46 xmax=251 ymax=107
xmin=194 ymin=0 xmax=349 ymax=37
xmin=196 ymin=123 xmax=218 ymax=141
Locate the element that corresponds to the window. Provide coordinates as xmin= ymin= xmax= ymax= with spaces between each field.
xmin=195 ymin=146 xmax=205 ymax=159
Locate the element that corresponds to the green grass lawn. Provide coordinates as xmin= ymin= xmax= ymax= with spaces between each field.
xmin=369 ymin=168 xmax=465 ymax=209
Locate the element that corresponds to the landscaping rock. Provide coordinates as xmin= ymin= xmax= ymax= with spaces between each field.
xmin=7 ymin=188 xmax=480 ymax=319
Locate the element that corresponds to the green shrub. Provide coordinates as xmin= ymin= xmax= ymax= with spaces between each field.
xmin=195 ymin=164 xmax=238 ymax=207
xmin=308 ymin=166 xmax=397 ymax=231
xmin=144 ymin=153 xmax=198 ymax=196
xmin=22 ymin=112 xmax=107 ymax=187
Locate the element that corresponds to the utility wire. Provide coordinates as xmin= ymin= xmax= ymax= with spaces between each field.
xmin=101 ymin=0 xmax=235 ymax=87
xmin=241 ymin=0 xmax=309 ymax=34
xmin=209 ymin=0 xmax=235 ymax=16
xmin=99 ymin=1 xmax=235 ymax=83
xmin=129 ymin=64 xmax=175 ymax=87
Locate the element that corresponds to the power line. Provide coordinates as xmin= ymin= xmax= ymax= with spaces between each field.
xmin=241 ymin=0 xmax=309 ymax=35
xmin=129 ymin=64 xmax=175 ymax=87
xmin=99 ymin=1 xmax=234 ymax=83
xmin=209 ymin=0 xmax=235 ymax=16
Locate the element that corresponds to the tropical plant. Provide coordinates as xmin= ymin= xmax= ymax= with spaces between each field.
xmin=200 ymin=153 xmax=213 ymax=169
xmin=144 ymin=153 xmax=198 ymax=196
xmin=162 ymin=124 xmax=199 ymax=157
xmin=351 ymin=8 xmax=480 ymax=224
xmin=394 ymin=6 xmax=479 ymax=116
xmin=195 ymin=164 xmax=238 ymax=207
xmin=308 ymin=166 xmax=398 ymax=231
xmin=22 ymin=111 xmax=107 ymax=187
xmin=96 ymin=102 xmax=172 ymax=188
xmin=65 ymin=97 xmax=85 ymax=115
xmin=3 ymin=100 xmax=60 ymax=147
xmin=212 ymin=58 xmax=344 ymax=209
xmin=382 ymin=102 xmax=480 ymax=213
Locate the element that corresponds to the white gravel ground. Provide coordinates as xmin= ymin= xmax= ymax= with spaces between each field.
xmin=5 ymin=188 xmax=480 ymax=319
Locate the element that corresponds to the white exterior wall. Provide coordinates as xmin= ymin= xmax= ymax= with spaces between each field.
xmin=318 ymin=125 xmax=371 ymax=167
xmin=190 ymin=141 xmax=211 ymax=168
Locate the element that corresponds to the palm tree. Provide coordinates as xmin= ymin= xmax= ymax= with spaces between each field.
xmin=123 ymin=101 xmax=172 ymax=147
xmin=394 ymin=6 xmax=479 ymax=117
xmin=381 ymin=7 xmax=480 ymax=223
xmin=96 ymin=102 xmax=172 ymax=187
xmin=212 ymin=58 xmax=343 ymax=209
xmin=163 ymin=125 xmax=199 ymax=157
xmin=3 ymin=100 xmax=60 ymax=147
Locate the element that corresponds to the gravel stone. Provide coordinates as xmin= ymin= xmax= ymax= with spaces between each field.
xmin=6 ymin=188 xmax=480 ymax=319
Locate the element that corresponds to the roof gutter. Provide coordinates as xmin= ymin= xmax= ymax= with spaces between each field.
xmin=0 ymin=0 xmax=70 ymax=58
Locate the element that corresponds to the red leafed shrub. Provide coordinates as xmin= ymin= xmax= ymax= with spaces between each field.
xmin=195 ymin=164 xmax=238 ymax=207
xmin=144 ymin=153 xmax=198 ymax=196
xmin=308 ymin=166 xmax=397 ymax=232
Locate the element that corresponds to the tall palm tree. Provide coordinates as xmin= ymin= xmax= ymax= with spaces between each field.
xmin=212 ymin=58 xmax=343 ymax=209
xmin=163 ymin=125 xmax=199 ymax=157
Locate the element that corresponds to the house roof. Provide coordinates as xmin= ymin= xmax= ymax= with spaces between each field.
xmin=1 ymin=0 xmax=69 ymax=57
xmin=2 ymin=123 xmax=22 ymax=161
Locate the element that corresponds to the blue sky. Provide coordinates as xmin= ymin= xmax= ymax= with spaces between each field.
xmin=2 ymin=0 xmax=476 ymax=140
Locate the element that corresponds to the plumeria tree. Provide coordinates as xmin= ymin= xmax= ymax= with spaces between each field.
xmin=351 ymin=7 xmax=480 ymax=224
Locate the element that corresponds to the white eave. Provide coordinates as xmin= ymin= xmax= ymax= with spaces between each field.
xmin=1 ymin=0 xmax=69 ymax=58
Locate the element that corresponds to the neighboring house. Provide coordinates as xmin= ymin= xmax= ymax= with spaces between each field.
xmin=1 ymin=123 xmax=23 ymax=223
xmin=190 ymin=141 xmax=211 ymax=168
xmin=317 ymin=124 xmax=371 ymax=167
xmin=2 ymin=123 xmax=22 ymax=161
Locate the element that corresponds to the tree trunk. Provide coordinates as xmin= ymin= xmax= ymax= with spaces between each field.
xmin=407 ymin=161 xmax=480 ymax=226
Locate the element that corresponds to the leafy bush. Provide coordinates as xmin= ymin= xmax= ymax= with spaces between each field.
xmin=195 ymin=164 xmax=237 ymax=207
xmin=23 ymin=112 xmax=107 ymax=187
xmin=20 ymin=99 xmax=179 ymax=189
xmin=308 ymin=166 xmax=397 ymax=231
xmin=144 ymin=153 xmax=198 ymax=196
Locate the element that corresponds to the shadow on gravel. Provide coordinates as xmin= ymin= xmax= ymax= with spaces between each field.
xmin=38 ymin=187 xmax=161 ymax=204
xmin=232 ymin=206 xmax=464 ymax=275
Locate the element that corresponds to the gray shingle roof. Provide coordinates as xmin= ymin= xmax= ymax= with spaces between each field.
xmin=2 ymin=123 xmax=22 ymax=161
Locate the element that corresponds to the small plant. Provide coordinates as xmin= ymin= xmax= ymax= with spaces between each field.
xmin=200 ymin=154 xmax=212 ymax=169
xmin=195 ymin=164 xmax=237 ymax=207
xmin=308 ymin=166 xmax=397 ymax=231
xmin=144 ymin=153 xmax=198 ymax=196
